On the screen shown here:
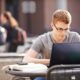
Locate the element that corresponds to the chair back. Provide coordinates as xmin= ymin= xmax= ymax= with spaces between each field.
xmin=47 ymin=65 xmax=80 ymax=80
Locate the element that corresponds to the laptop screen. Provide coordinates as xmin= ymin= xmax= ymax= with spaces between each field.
xmin=49 ymin=43 xmax=80 ymax=67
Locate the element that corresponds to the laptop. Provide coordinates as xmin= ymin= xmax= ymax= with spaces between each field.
xmin=49 ymin=43 xmax=80 ymax=67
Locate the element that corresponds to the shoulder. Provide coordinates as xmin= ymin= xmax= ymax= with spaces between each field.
xmin=68 ymin=31 xmax=80 ymax=42
xmin=35 ymin=31 xmax=51 ymax=42
xmin=31 ymin=31 xmax=51 ymax=48
xmin=69 ymin=31 xmax=80 ymax=37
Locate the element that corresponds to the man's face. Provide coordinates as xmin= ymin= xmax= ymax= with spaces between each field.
xmin=52 ymin=21 xmax=70 ymax=40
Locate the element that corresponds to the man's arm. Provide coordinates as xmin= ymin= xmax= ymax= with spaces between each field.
xmin=22 ymin=49 xmax=50 ymax=65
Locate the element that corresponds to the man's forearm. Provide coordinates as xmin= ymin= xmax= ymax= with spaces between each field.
xmin=23 ymin=57 xmax=50 ymax=65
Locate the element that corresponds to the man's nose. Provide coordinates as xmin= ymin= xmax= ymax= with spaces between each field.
xmin=61 ymin=30 xmax=67 ymax=36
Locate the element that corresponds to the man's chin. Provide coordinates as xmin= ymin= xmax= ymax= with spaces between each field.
xmin=59 ymin=36 xmax=65 ymax=41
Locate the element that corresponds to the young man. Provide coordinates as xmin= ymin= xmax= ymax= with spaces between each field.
xmin=23 ymin=9 xmax=80 ymax=80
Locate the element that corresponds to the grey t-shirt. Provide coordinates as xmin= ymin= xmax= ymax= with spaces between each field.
xmin=31 ymin=31 xmax=80 ymax=59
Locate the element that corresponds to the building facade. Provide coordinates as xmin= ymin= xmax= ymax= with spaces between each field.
xmin=1 ymin=0 xmax=80 ymax=36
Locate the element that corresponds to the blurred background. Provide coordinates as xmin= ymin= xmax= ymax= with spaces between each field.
xmin=1 ymin=0 xmax=80 ymax=36
xmin=0 ymin=0 xmax=80 ymax=80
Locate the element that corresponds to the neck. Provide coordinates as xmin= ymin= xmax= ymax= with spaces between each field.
xmin=51 ymin=31 xmax=65 ymax=43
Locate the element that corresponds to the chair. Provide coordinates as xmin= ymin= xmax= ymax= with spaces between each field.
xmin=47 ymin=64 xmax=80 ymax=80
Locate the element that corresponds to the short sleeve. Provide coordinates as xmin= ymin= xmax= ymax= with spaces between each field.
xmin=31 ymin=36 xmax=44 ymax=53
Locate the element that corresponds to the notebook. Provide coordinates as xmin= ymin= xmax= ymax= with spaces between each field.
xmin=49 ymin=43 xmax=80 ymax=67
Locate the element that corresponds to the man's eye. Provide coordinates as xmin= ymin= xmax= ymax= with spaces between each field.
xmin=59 ymin=28 xmax=63 ymax=30
xmin=65 ymin=29 xmax=68 ymax=30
